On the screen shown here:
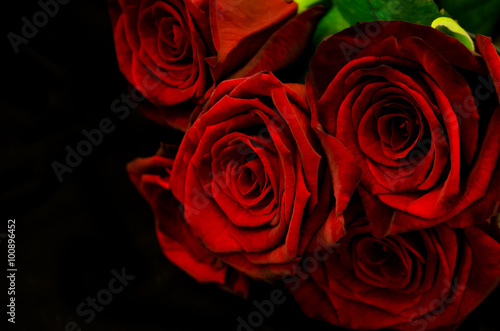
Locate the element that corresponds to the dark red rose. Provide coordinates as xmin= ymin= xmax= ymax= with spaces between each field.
xmin=205 ymin=0 xmax=324 ymax=82
xmin=308 ymin=21 xmax=500 ymax=237
xmin=110 ymin=0 xmax=324 ymax=130
xmin=169 ymin=72 xmax=345 ymax=280
xmin=127 ymin=143 xmax=249 ymax=297
xmin=288 ymin=218 xmax=500 ymax=330
xmin=109 ymin=0 xmax=212 ymax=120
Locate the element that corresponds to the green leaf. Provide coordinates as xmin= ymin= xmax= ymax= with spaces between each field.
xmin=438 ymin=0 xmax=500 ymax=36
xmin=431 ymin=17 xmax=475 ymax=51
xmin=312 ymin=5 xmax=351 ymax=46
xmin=334 ymin=0 xmax=448 ymax=26
xmin=295 ymin=0 xmax=333 ymax=13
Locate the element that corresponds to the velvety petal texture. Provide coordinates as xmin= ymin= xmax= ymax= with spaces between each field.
xmin=289 ymin=218 xmax=500 ymax=330
xmin=170 ymin=72 xmax=341 ymax=280
xmin=208 ymin=3 xmax=325 ymax=80
xmin=110 ymin=0 xmax=324 ymax=131
xmin=110 ymin=0 xmax=212 ymax=130
xmin=127 ymin=143 xmax=249 ymax=297
xmin=309 ymin=21 xmax=500 ymax=237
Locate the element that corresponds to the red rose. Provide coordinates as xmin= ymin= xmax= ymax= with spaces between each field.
xmin=110 ymin=0 xmax=324 ymax=130
xmin=109 ymin=0 xmax=212 ymax=111
xmin=170 ymin=72 xmax=344 ymax=280
xmin=309 ymin=21 xmax=500 ymax=237
xmin=127 ymin=143 xmax=249 ymax=297
xmin=288 ymin=218 xmax=500 ymax=330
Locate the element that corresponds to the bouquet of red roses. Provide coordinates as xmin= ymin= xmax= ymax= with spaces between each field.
xmin=109 ymin=0 xmax=500 ymax=329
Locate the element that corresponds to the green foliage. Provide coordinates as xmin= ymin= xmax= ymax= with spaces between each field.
xmin=438 ymin=0 xmax=500 ymax=36
xmin=334 ymin=0 xmax=448 ymax=26
xmin=296 ymin=0 xmax=333 ymax=13
xmin=312 ymin=6 xmax=351 ymax=46
xmin=431 ymin=17 xmax=475 ymax=51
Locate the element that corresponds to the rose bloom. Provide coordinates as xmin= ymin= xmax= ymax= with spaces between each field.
xmin=127 ymin=144 xmax=249 ymax=297
xmin=308 ymin=21 xmax=500 ymax=237
xmin=288 ymin=216 xmax=500 ymax=330
xmin=109 ymin=0 xmax=324 ymax=130
xmin=169 ymin=72 xmax=345 ymax=280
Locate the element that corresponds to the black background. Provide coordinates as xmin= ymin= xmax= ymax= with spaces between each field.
xmin=1 ymin=1 xmax=499 ymax=330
